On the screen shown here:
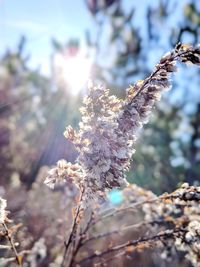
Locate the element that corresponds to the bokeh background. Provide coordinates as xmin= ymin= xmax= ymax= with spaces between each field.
xmin=0 ymin=0 xmax=200 ymax=266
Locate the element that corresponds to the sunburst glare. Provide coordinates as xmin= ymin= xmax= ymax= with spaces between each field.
xmin=54 ymin=51 xmax=92 ymax=95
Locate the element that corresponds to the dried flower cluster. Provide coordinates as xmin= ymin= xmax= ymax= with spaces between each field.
xmin=0 ymin=198 xmax=8 ymax=224
xmin=64 ymin=85 xmax=127 ymax=196
xmin=42 ymin=43 xmax=200 ymax=267
xmin=174 ymin=184 xmax=200 ymax=267
xmin=141 ymin=183 xmax=200 ymax=266
xmin=0 ymin=198 xmax=23 ymax=266
xmin=63 ymin=183 xmax=198 ymax=267
xmin=47 ymin=43 xmax=200 ymax=197
xmin=44 ymin=159 xmax=82 ymax=189
xmin=176 ymin=220 xmax=200 ymax=267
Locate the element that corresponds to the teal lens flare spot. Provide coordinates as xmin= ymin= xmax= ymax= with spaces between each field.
xmin=108 ymin=189 xmax=123 ymax=205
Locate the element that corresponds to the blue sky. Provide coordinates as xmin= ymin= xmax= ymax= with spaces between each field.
xmin=0 ymin=0 xmax=191 ymax=76
xmin=0 ymin=0 xmax=95 ymax=74
xmin=0 ymin=0 xmax=162 ymax=74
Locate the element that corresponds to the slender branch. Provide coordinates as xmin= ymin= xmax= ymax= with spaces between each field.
xmin=61 ymin=187 xmax=85 ymax=267
xmin=129 ymin=49 xmax=192 ymax=102
xmin=89 ymin=197 xmax=158 ymax=228
xmin=62 ymin=210 xmax=94 ymax=267
xmin=81 ymin=219 xmax=166 ymax=246
xmin=77 ymin=228 xmax=186 ymax=265
xmin=93 ymin=250 xmax=126 ymax=267
xmin=2 ymin=222 xmax=22 ymax=267
xmin=88 ymin=190 xmax=196 ymax=228
xmin=69 ymin=205 xmax=96 ymax=267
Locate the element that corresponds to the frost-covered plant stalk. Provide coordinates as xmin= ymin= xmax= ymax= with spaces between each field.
xmin=44 ymin=43 xmax=200 ymax=267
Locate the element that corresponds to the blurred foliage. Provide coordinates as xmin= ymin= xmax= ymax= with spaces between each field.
xmin=0 ymin=37 xmax=49 ymax=186
xmin=0 ymin=37 xmax=80 ymax=188
xmin=85 ymin=0 xmax=200 ymax=193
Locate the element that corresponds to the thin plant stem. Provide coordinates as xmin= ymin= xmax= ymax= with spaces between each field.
xmin=2 ymin=222 xmax=22 ymax=267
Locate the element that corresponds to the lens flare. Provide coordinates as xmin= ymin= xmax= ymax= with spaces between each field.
xmin=54 ymin=52 xmax=92 ymax=95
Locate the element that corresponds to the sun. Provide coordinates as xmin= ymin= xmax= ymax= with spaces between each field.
xmin=54 ymin=51 xmax=92 ymax=95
